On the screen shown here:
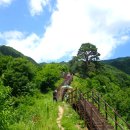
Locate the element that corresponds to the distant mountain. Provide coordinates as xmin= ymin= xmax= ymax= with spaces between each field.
xmin=0 ymin=45 xmax=37 ymax=64
xmin=102 ymin=57 xmax=130 ymax=75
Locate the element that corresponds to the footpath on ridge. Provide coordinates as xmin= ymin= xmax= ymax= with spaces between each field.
xmin=54 ymin=73 xmax=129 ymax=130
xmin=57 ymin=106 xmax=64 ymax=130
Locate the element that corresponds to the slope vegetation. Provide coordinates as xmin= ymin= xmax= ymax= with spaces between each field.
xmin=102 ymin=57 xmax=130 ymax=75
xmin=0 ymin=45 xmax=37 ymax=64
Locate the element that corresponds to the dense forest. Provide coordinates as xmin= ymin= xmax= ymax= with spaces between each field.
xmin=102 ymin=57 xmax=130 ymax=75
xmin=0 ymin=44 xmax=130 ymax=129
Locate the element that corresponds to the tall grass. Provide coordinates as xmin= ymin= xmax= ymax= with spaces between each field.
xmin=9 ymin=92 xmax=59 ymax=130
xmin=8 ymin=90 xmax=87 ymax=130
xmin=61 ymin=103 xmax=85 ymax=130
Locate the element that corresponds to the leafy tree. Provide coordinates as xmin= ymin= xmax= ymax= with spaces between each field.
xmin=36 ymin=63 xmax=67 ymax=93
xmin=0 ymin=56 xmax=12 ymax=76
xmin=2 ymin=58 xmax=36 ymax=96
xmin=0 ymin=81 xmax=11 ymax=130
xmin=69 ymin=43 xmax=100 ymax=77
xmin=69 ymin=56 xmax=82 ymax=74
xmin=77 ymin=43 xmax=100 ymax=66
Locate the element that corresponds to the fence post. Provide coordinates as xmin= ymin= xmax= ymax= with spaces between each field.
xmin=80 ymin=92 xmax=82 ymax=100
xmin=90 ymin=107 xmax=93 ymax=129
xmin=115 ymin=110 xmax=118 ymax=130
xmin=74 ymin=90 xmax=76 ymax=103
xmin=69 ymin=93 xmax=71 ymax=104
xmin=102 ymin=122 xmax=105 ymax=130
xmin=92 ymin=90 xmax=94 ymax=104
xmin=98 ymin=94 xmax=100 ymax=111
xmin=105 ymin=103 xmax=108 ymax=120
xmin=87 ymin=91 xmax=89 ymax=101
xmin=71 ymin=91 xmax=73 ymax=103
xmin=84 ymin=101 xmax=87 ymax=127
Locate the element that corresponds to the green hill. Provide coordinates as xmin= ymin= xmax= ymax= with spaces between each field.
xmin=102 ymin=57 xmax=130 ymax=75
xmin=69 ymin=43 xmax=130 ymax=125
xmin=71 ymin=62 xmax=130 ymax=124
xmin=0 ymin=43 xmax=130 ymax=129
xmin=0 ymin=45 xmax=37 ymax=64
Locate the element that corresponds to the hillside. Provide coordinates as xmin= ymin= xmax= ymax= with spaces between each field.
xmin=70 ymin=62 xmax=130 ymax=125
xmin=0 ymin=45 xmax=37 ymax=64
xmin=102 ymin=57 xmax=130 ymax=75
xmin=69 ymin=43 xmax=130 ymax=126
xmin=0 ymin=52 xmax=70 ymax=129
xmin=0 ymin=43 xmax=130 ymax=129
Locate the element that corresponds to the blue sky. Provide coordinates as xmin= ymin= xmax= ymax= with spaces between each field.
xmin=0 ymin=0 xmax=130 ymax=63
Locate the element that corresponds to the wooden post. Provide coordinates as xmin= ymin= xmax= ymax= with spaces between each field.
xmin=84 ymin=101 xmax=87 ymax=127
xmin=74 ymin=89 xmax=77 ymax=103
xmin=115 ymin=111 xmax=118 ymax=130
xmin=92 ymin=90 xmax=94 ymax=104
xmin=90 ymin=107 xmax=93 ymax=129
xmin=105 ymin=103 xmax=108 ymax=120
xmin=79 ymin=92 xmax=82 ymax=100
xmin=98 ymin=94 xmax=100 ymax=111
xmin=71 ymin=92 xmax=73 ymax=104
xmin=69 ymin=92 xmax=71 ymax=104
xmin=87 ymin=91 xmax=89 ymax=101
xmin=71 ymin=91 xmax=73 ymax=103
xmin=102 ymin=122 xmax=105 ymax=130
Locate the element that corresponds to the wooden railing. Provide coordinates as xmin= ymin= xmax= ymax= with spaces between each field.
xmin=67 ymin=89 xmax=130 ymax=130
xmin=90 ymin=90 xmax=130 ymax=130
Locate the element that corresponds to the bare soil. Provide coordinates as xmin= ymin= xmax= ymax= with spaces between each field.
xmin=57 ymin=106 xmax=64 ymax=130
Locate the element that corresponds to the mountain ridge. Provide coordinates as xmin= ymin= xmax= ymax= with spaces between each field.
xmin=0 ymin=45 xmax=37 ymax=64
xmin=102 ymin=56 xmax=130 ymax=75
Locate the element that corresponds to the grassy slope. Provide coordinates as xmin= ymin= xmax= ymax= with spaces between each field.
xmin=9 ymin=91 xmax=83 ymax=130
xmin=9 ymin=92 xmax=59 ymax=130
xmin=61 ymin=103 xmax=86 ymax=130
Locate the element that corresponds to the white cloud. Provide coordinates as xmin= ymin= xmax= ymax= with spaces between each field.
xmin=0 ymin=0 xmax=14 ymax=6
xmin=0 ymin=31 xmax=24 ymax=39
xmin=36 ymin=0 xmax=130 ymax=60
xmin=29 ymin=0 xmax=50 ymax=16
xmin=2 ymin=0 xmax=130 ymax=62
xmin=1 ymin=31 xmax=41 ymax=61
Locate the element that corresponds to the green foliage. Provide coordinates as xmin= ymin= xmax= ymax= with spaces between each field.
xmin=7 ymin=92 xmax=58 ymax=130
xmin=2 ymin=58 xmax=36 ymax=96
xmin=69 ymin=43 xmax=101 ymax=77
xmin=36 ymin=63 xmax=68 ymax=93
xmin=69 ymin=44 xmax=130 ymax=124
xmin=0 ymin=45 xmax=23 ymax=58
xmin=0 ymin=81 xmax=12 ymax=130
xmin=1 ymin=44 xmax=129 ymax=128
xmin=0 ymin=54 xmax=39 ymax=129
xmin=0 ymin=56 xmax=13 ymax=76
xmin=0 ymin=45 xmax=37 ymax=64
xmin=69 ymin=56 xmax=83 ymax=74
xmin=0 ymin=47 xmax=77 ymax=130
xmin=102 ymin=57 xmax=130 ymax=75
xmin=71 ymin=63 xmax=130 ymax=124
xmin=62 ymin=103 xmax=85 ymax=130
xmin=77 ymin=43 xmax=100 ymax=64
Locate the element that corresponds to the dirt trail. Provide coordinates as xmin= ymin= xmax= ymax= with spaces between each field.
xmin=57 ymin=106 xmax=64 ymax=130
xmin=76 ymin=124 xmax=88 ymax=130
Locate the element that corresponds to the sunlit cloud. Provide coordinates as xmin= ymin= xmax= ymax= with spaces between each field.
xmin=0 ymin=31 xmax=24 ymax=39
xmin=1 ymin=0 xmax=130 ymax=62
xmin=36 ymin=0 xmax=130 ymax=61
xmin=29 ymin=0 xmax=51 ymax=16
xmin=0 ymin=0 xmax=14 ymax=6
